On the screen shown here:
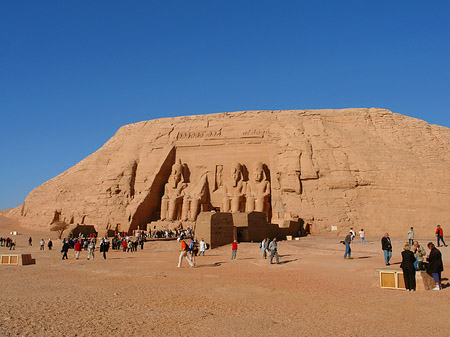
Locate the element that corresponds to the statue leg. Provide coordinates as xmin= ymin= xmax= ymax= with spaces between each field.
xmin=181 ymin=198 xmax=190 ymax=221
xmin=255 ymin=198 xmax=264 ymax=212
xmin=167 ymin=200 xmax=176 ymax=221
xmin=189 ymin=199 xmax=200 ymax=221
xmin=246 ymin=197 xmax=255 ymax=212
xmin=160 ymin=199 xmax=168 ymax=220
xmin=222 ymin=198 xmax=230 ymax=212
xmin=231 ymin=197 xmax=240 ymax=213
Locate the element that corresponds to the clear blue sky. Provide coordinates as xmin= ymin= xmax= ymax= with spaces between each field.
xmin=1 ymin=1 xmax=449 ymax=210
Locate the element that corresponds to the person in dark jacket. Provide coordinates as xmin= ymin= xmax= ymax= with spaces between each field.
xmin=61 ymin=239 xmax=70 ymax=260
xmin=344 ymin=231 xmax=352 ymax=259
xmin=100 ymin=238 xmax=110 ymax=260
xmin=400 ymin=243 xmax=416 ymax=291
xmin=427 ymin=242 xmax=444 ymax=290
xmin=381 ymin=233 xmax=393 ymax=265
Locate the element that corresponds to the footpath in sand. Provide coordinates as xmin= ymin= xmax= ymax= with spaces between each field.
xmin=1 ymin=217 xmax=450 ymax=337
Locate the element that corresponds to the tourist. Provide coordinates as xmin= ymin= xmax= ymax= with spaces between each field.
xmin=100 ymin=238 xmax=110 ymax=259
xmin=28 ymin=237 xmax=32 ymax=246
xmin=198 ymin=238 xmax=207 ymax=256
xmin=344 ymin=231 xmax=352 ymax=259
xmin=269 ymin=237 xmax=279 ymax=264
xmin=231 ymin=240 xmax=238 ymax=260
xmin=87 ymin=239 xmax=95 ymax=260
xmin=122 ymin=239 xmax=127 ymax=252
xmin=265 ymin=237 xmax=270 ymax=257
xmin=381 ymin=233 xmax=392 ymax=266
xmin=359 ymin=228 xmax=365 ymax=244
xmin=189 ymin=239 xmax=196 ymax=264
xmin=400 ymin=243 xmax=416 ymax=291
xmin=48 ymin=239 xmax=53 ymax=250
xmin=435 ymin=225 xmax=447 ymax=247
xmin=74 ymin=239 xmax=82 ymax=259
xmin=177 ymin=239 xmax=194 ymax=268
xmin=61 ymin=239 xmax=69 ymax=260
xmin=260 ymin=238 xmax=267 ymax=259
xmin=40 ymin=239 xmax=45 ymax=251
xmin=407 ymin=227 xmax=414 ymax=246
xmin=9 ymin=239 xmax=16 ymax=250
xmin=127 ymin=240 xmax=133 ymax=252
xmin=427 ymin=242 xmax=444 ymax=290
xmin=349 ymin=228 xmax=355 ymax=243
xmin=412 ymin=241 xmax=426 ymax=271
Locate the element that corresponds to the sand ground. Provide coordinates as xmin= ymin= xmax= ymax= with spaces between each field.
xmin=1 ymin=216 xmax=450 ymax=337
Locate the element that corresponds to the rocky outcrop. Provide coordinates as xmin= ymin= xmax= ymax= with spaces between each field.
xmin=5 ymin=108 xmax=450 ymax=237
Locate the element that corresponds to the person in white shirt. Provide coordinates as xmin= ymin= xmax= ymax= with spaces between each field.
xmin=198 ymin=238 xmax=207 ymax=256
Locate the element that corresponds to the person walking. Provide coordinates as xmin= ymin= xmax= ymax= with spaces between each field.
xmin=177 ymin=239 xmax=194 ymax=268
xmin=74 ymin=239 xmax=82 ymax=259
xmin=40 ymin=239 xmax=45 ymax=251
xmin=269 ymin=237 xmax=279 ymax=264
xmin=407 ymin=227 xmax=414 ymax=246
xmin=359 ymin=229 xmax=365 ymax=244
xmin=231 ymin=240 xmax=238 ymax=260
xmin=435 ymin=225 xmax=447 ymax=247
xmin=427 ymin=242 xmax=444 ymax=290
xmin=47 ymin=239 xmax=53 ymax=250
xmin=198 ymin=238 xmax=207 ymax=256
xmin=400 ymin=243 xmax=416 ymax=291
xmin=100 ymin=238 xmax=110 ymax=259
xmin=381 ymin=233 xmax=393 ymax=265
xmin=87 ymin=239 xmax=95 ymax=260
xmin=28 ymin=237 xmax=32 ymax=246
xmin=261 ymin=238 xmax=268 ymax=259
xmin=61 ymin=239 xmax=69 ymax=260
xmin=189 ymin=239 xmax=196 ymax=265
xmin=344 ymin=231 xmax=352 ymax=259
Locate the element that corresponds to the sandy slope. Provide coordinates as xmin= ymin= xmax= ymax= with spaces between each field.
xmin=1 ymin=218 xmax=449 ymax=337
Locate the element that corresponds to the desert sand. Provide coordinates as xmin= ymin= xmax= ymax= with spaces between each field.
xmin=1 ymin=215 xmax=450 ymax=337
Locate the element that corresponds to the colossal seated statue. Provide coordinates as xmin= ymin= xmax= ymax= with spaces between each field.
xmin=160 ymin=160 xmax=187 ymax=221
xmin=182 ymin=172 xmax=208 ymax=221
xmin=221 ymin=162 xmax=246 ymax=212
xmin=246 ymin=161 xmax=271 ymax=213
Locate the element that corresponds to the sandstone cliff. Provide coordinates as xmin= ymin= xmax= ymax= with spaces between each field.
xmin=5 ymin=108 xmax=450 ymax=237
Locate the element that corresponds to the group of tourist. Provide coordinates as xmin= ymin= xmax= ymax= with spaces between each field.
xmin=0 ymin=237 xmax=16 ymax=250
xmin=148 ymin=227 xmax=193 ymax=239
xmin=259 ymin=238 xmax=279 ymax=264
xmin=37 ymin=238 xmax=53 ymax=250
xmin=176 ymin=237 xmax=209 ymax=267
xmin=343 ymin=224 xmax=446 ymax=291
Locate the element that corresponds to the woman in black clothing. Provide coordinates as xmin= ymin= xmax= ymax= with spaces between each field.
xmin=400 ymin=243 xmax=416 ymax=291
xmin=427 ymin=242 xmax=444 ymax=290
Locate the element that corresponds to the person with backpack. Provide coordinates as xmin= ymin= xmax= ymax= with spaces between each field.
xmin=177 ymin=239 xmax=194 ymax=268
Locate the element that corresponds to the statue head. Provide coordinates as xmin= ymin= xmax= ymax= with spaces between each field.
xmin=230 ymin=162 xmax=242 ymax=187
xmin=170 ymin=160 xmax=183 ymax=188
xmin=252 ymin=162 xmax=265 ymax=182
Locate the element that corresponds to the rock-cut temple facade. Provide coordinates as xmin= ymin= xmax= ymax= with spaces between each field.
xmin=5 ymin=109 xmax=450 ymax=241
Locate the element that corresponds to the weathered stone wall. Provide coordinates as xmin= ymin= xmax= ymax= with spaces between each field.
xmin=5 ymin=108 xmax=450 ymax=237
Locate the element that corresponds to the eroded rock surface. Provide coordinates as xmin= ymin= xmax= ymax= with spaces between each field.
xmin=4 ymin=108 xmax=450 ymax=237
